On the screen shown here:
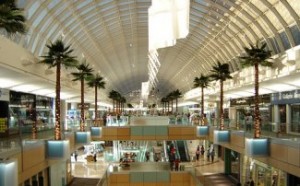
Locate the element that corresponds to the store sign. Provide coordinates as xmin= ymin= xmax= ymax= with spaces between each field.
xmin=0 ymin=88 xmax=9 ymax=101
xmin=271 ymin=90 xmax=300 ymax=104
xmin=231 ymin=95 xmax=270 ymax=106
xmin=77 ymin=103 xmax=90 ymax=109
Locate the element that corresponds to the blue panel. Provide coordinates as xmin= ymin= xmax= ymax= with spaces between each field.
xmin=156 ymin=171 xmax=169 ymax=182
xmin=75 ymin=132 xmax=87 ymax=143
xmin=214 ymin=130 xmax=230 ymax=143
xmin=198 ymin=126 xmax=209 ymax=136
xmin=131 ymin=126 xmax=143 ymax=136
xmin=143 ymin=126 xmax=156 ymax=136
xmin=143 ymin=172 xmax=157 ymax=182
xmin=47 ymin=141 xmax=64 ymax=158
xmin=130 ymin=172 xmax=144 ymax=182
xmin=91 ymin=127 xmax=101 ymax=136
xmin=246 ymin=138 xmax=269 ymax=156
xmin=0 ymin=165 xmax=5 ymax=186
xmin=155 ymin=126 xmax=168 ymax=136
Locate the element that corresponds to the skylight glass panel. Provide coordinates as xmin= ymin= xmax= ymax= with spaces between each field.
xmin=32 ymin=10 xmax=47 ymax=27
xmin=46 ymin=24 xmax=59 ymax=39
xmin=276 ymin=2 xmax=294 ymax=25
xmin=265 ymin=11 xmax=282 ymax=31
xmin=54 ymin=3 xmax=67 ymax=16
xmin=83 ymin=12 xmax=97 ymax=22
xmin=76 ymin=0 xmax=92 ymax=9
xmin=48 ymin=0 xmax=60 ymax=9
xmin=40 ymin=17 xmax=53 ymax=33
xmin=80 ymin=6 xmax=94 ymax=16
xmin=251 ymin=0 xmax=268 ymax=12
xmin=27 ymin=1 xmax=40 ymax=19
xmin=58 ymin=11 xmax=72 ymax=22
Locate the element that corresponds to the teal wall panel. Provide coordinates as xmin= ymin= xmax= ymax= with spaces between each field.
xmin=130 ymin=172 xmax=144 ymax=182
xmin=143 ymin=172 xmax=157 ymax=182
xmin=131 ymin=126 xmax=143 ymax=136
xmin=155 ymin=126 xmax=168 ymax=136
xmin=156 ymin=171 xmax=170 ymax=182
xmin=143 ymin=126 xmax=156 ymax=135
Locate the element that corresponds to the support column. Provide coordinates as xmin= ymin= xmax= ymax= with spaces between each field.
xmin=274 ymin=105 xmax=280 ymax=132
xmin=286 ymin=104 xmax=291 ymax=133
xmin=224 ymin=148 xmax=231 ymax=175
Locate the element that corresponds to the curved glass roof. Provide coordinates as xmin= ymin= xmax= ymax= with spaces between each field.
xmin=8 ymin=0 xmax=300 ymax=99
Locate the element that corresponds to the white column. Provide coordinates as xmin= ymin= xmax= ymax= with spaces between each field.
xmin=274 ymin=105 xmax=279 ymax=132
xmin=286 ymin=104 xmax=291 ymax=133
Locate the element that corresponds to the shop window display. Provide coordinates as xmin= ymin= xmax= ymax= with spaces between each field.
xmin=291 ymin=104 xmax=300 ymax=133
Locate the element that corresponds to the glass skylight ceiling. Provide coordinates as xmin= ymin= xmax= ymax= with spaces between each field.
xmin=1 ymin=0 xmax=299 ymax=103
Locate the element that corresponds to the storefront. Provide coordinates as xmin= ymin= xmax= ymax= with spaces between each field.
xmin=0 ymin=90 xmax=55 ymax=137
xmin=271 ymin=90 xmax=300 ymax=134
xmin=230 ymin=95 xmax=271 ymax=130
xmin=240 ymin=155 xmax=287 ymax=186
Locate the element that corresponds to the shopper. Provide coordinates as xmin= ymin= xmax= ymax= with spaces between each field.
xmin=93 ymin=152 xmax=97 ymax=162
xmin=200 ymin=145 xmax=205 ymax=158
xmin=210 ymin=149 xmax=215 ymax=162
xmin=196 ymin=146 xmax=200 ymax=161
xmin=249 ymin=178 xmax=255 ymax=186
xmin=74 ymin=151 xmax=78 ymax=161
xmin=245 ymin=113 xmax=253 ymax=131
xmin=174 ymin=158 xmax=180 ymax=171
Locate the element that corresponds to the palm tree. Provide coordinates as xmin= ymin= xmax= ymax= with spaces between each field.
xmin=194 ymin=74 xmax=210 ymax=125
xmin=239 ymin=42 xmax=272 ymax=138
xmin=39 ymin=39 xmax=77 ymax=140
xmin=0 ymin=0 xmax=26 ymax=35
xmin=120 ymin=96 xmax=126 ymax=113
xmin=172 ymin=89 xmax=182 ymax=113
xmin=166 ymin=93 xmax=173 ymax=113
xmin=109 ymin=90 xmax=119 ymax=113
xmin=71 ymin=61 xmax=94 ymax=131
xmin=210 ymin=61 xmax=232 ymax=130
xmin=87 ymin=73 xmax=105 ymax=126
xmin=160 ymin=97 xmax=168 ymax=114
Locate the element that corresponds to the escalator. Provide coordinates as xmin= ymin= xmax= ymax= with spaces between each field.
xmin=175 ymin=140 xmax=190 ymax=162
xmin=166 ymin=140 xmax=190 ymax=162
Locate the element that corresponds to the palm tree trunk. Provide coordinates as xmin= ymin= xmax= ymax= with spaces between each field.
xmin=220 ymin=80 xmax=224 ymax=130
xmin=201 ymin=87 xmax=204 ymax=125
xmin=80 ymin=79 xmax=85 ymax=131
xmin=94 ymin=86 xmax=98 ymax=126
xmin=254 ymin=63 xmax=260 ymax=138
xmin=55 ymin=62 xmax=61 ymax=140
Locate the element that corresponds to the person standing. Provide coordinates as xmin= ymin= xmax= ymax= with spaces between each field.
xmin=211 ymin=149 xmax=215 ymax=162
xmin=196 ymin=146 xmax=200 ymax=161
xmin=200 ymin=145 xmax=205 ymax=159
xmin=74 ymin=151 xmax=78 ymax=161
xmin=174 ymin=158 xmax=180 ymax=171
xmin=245 ymin=113 xmax=253 ymax=131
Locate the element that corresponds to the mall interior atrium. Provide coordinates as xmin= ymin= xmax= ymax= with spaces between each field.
xmin=1 ymin=0 xmax=300 ymax=186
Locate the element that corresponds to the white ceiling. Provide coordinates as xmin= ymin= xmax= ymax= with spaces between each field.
xmin=1 ymin=0 xmax=300 ymax=105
